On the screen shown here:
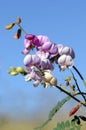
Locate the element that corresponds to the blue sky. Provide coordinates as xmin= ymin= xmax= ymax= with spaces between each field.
xmin=0 ymin=0 xmax=86 ymax=120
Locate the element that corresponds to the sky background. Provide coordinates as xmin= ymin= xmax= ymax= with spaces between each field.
xmin=0 ymin=0 xmax=86 ymax=121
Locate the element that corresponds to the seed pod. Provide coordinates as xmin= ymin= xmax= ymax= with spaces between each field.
xmin=14 ymin=28 xmax=21 ymax=39
xmin=16 ymin=17 xmax=21 ymax=24
xmin=5 ymin=23 xmax=15 ymax=30
xmin=69 ymin=104 xmax=81 ymax=116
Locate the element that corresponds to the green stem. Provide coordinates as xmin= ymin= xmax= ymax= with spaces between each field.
xmin=70 ymin=70 xmax=86 ymax=102
xmin=17 ymin=24 xmax=27 ymax=35
xmin=73 ymin=66 xmax=84 ymax=80
xmin=73 ymin=66 xmax=86 ymax=87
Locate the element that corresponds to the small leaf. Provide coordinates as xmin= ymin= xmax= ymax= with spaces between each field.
xmin=5 ymin=23 xmax=15 ymax=30
xmin=79 ymin=115 xmax=86 ymax=121
xmin=60 ymin=121 xmax=65 ymax=129
xmin=34 ymin=96 xmax=71 ymax=130
xmin=70 ymin=128 xmax=75 ymax=130
xmin=57 ymin=122 xmax=63 ymax=129
xmin=65 ymin=120 xmax=70 ymax=128
xmin=74 ymin=115 xmax=81 ymax=125
xmin=49 ymin=96 xmax=71 ymax=119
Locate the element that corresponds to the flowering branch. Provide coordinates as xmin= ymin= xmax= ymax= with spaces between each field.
xmin=5 ymin=17 xmax=86 ymax=130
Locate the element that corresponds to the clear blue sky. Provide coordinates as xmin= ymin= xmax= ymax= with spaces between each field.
xmin=0 ymin=0 xmax=86 ymax=120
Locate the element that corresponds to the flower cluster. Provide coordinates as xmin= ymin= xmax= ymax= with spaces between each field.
xmin=22 ymin=34 xmax=75 ymax=87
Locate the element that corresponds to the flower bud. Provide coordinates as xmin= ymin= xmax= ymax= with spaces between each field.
xmin=43 ymin=72 xmax=57 ymax=87
xmin=16 ymin=66 xmax=25 ymax=73
xmin=50 ymin=77 xmax=57 ymax=86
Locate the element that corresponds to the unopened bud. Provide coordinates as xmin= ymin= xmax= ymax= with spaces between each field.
xmin=50 ymin=77 xmax=57 ymax=86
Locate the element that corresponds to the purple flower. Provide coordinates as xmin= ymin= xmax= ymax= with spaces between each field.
xmin=57 ymin=44 xmax=64 ymax=54
xmin=49 ymin=43 xmax=58 ymax=55
xmin=59 ymin=46 xmax=75 ymax=59
xmin=36 ymin=51 xmax=49 ymax=60
xmin=25 ymin=70 xmax=43 ymax=87
xmin=57 ymin=54 xmax=74 ymax=70
xmin=37 ymin=35 xmax=50 ymax=46
xmin=23 ymin=54 xmax=32 ymax=67
xmin=41 ymin=59 xmax=54 ymax=70
xmin=23 ymin=54 xmax=41 ymax=67
xmin=25 ymin=34 xmax=35 ymax=40
xmin=32 ymin=54 xmax=41 ymax=66
xmin=22 ymin=34 xmax=40 ymax=54
xmin=41 ymin=41 xmax=52 ymax=51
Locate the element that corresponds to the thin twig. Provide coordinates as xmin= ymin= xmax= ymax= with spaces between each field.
xmin=70 ymin=70 xmax=86 ymax=102
xmin=55 ymin=84 xmax=86 ymax=107
xmin=17 ymin=24 xmax=27 ymax=34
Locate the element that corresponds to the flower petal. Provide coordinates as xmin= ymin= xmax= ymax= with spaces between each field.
xmin=23 ymin=54 xmax=32 ymax=66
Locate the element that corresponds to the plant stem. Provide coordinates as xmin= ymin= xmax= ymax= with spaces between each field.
xmin=70 ymin=70 xmax=86 ymax=102
xmin=55 ymin=84 xmax=86 ymax=107
xmin=17 ymin=24 xmax=27 ymax=35
xmin=73 ymin=66 xmax=86 ymax=87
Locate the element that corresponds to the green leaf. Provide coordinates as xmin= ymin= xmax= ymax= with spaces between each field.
xmin=70 ymin=128 xmax=75 ymax=130
xmin=65 ymin=120 xmax=70 ymax=128
xmin=34 ymin=96 xmax=71 ymax=130
xmin=48 ymin=96 xmax=71 ymax=119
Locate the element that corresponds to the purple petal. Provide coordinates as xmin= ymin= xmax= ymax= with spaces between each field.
xmin=22 ymin=49 xmax=30 ymax=55
xmin=41 ymin=41 xmax=52 ymax=51
xmin=36 ymin=51 xmax=49 ymax=59
xmin=32 ymin=36 xmax=40 ymax=46
xmin=41 ymin=59 xmax=53 ymax=70
xmin=23 ymin=54 xmax=32 ymax=66
xmin=60 ymin=46 xmax=75 ymax=59
xmin=24 ymin=39 xmax=31 ymax=49
xmin=49 ymin=43 xmax=58 ymax=55
xmin=37 ymin=35 xmax=50 ymax=45
xmin=58 ymin=54 xmax=66 ymax=65
xmin=32 ymin=55 xmax=41 ymax=66
xmin=25 ymin=34 xmax=35 ymax=40
xmin=66 ymin=55 xmax=73 ymax=67
xmin=57 ymin=44 xmax=64 ymax=54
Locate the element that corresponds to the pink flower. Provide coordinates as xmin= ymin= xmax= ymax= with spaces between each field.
xmin=37 ymin=35 xmax=50 ymax=46
xmin=22 ymin=34 xmax=40 ymax=54
xmin=49 ymin=43 xmax=58 ymax=55
xmin=25 ymin=70 xmax=43 ymax=87
xmin=23 ymin=54 xmax=41 ymax=67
